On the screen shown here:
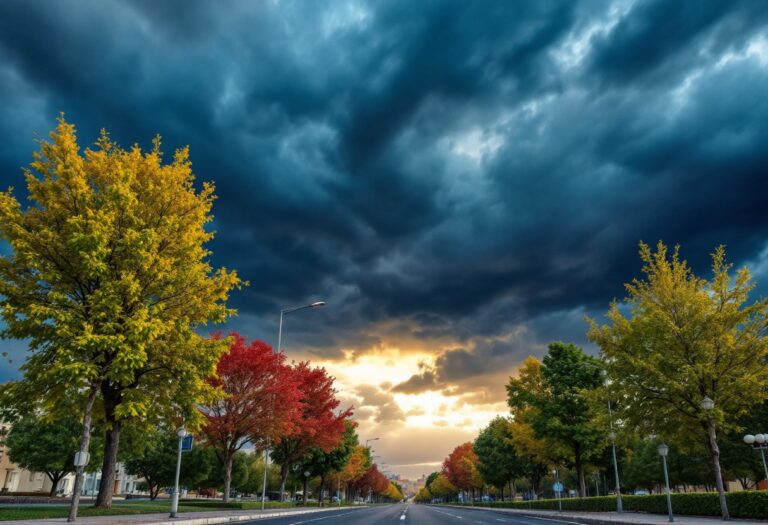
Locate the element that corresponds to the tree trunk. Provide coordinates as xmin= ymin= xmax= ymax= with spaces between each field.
xmin=706 ymin=422 xmax=730 ymax=520
xmin=223 ymin=453 xmax=234 ymax=503
xmin=95 ymin=383 xmax=123 ymax=508
xmin=95 ymin=420 xmax=122 ymax=507
xmin=319 ymin=475 xmax=326 ymax=506
xmin=279 ymin=462 xmax=290 ymax=501
xmin=48 ymin=472 xmax=63 ymax=497
xmin=303 ymin=475 xmax=308 ymax=505
xmin=68 ymin=382 xmax=99 ymax=522
xmin=575 ymin=445 xmax=586 ymax=497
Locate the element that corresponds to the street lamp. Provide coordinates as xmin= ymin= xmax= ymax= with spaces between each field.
xmin=743 ymin=434 xmax=768 ymax=486
xmin=170 ymin=427 xmax=187 ymax=518
xmin=303 ymin=470 xmax=311 ymax=505
xmin=701 ymin=396 xmax=715 ymax=411
xmin=657 ymin=443 xmax=673 ymax=523
xmin=607 ymin=401 xmax=623 ymax=513
xmin=262 ymin=300 xmax=326 ymax=509
xmin=552 ymin=469 xmax=562 ymax=513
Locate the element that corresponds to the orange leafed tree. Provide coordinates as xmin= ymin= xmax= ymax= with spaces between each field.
xmin=442 ymin=442 xmax=482 ymax=498
xmin=200 ymin=333 xmax=300 ymax=501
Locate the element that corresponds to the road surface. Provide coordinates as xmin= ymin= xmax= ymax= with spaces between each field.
xmin=243 ymin=503 xmax=577 ymax=524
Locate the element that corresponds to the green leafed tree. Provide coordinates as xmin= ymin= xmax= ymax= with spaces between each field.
xmin=0 ymin=118 xmax=242 ymax=512
xmin=474 ymin=416 xmax=524 ymax=499
xmin=300 ymin=419 xmax=357 ymax=504
xmin=5 ymin=416 xmax=103 ymax=496
xmin=588 ymin=242 xmax=768 ymax=520
xmin=123 ymin=430 xmax=177 ymax=500
xmin=506 ymin=343 xmax=605 ymax=497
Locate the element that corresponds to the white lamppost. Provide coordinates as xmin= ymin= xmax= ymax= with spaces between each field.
xmin=170 ymin=427 xmax=187 ymax=518
xmin=552 ymin=468 xmax=562 ymax=513
xmin=262 ymin=301 xmax=326 ymax=509
xmin=608 ymin=401 xmax=623 ymax=513
xmin=657 ymin=443 xmax=673 ymax=523
xmin=743 ymin=434 xmax=768 ymax=486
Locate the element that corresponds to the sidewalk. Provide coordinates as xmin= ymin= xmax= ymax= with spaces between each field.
xmin=0 ymin=506 xmax=360 ymax=525
xmin=445 ymin=506 xmax=767 ymax=525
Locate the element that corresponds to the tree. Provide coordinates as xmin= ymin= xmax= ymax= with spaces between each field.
xmin=0 ymin=119 xmax=242 ymax=511
xmin=206 ymin=451 xmax=250 ymax=496
xmin=5 ymin=416 xmax=102 ymax=496
xmin=414 ymin=486 xmax=432 ymax=503
xmin=507 ymin=343 xmax=605 ymax=497
xmin=588 ymin=242 xmax=768 ymax=519
xmin=429 ymin=473 xmax=457 ymax=501
xmin=271 ymin=362 xmax=352 ymax=499
xmin=425 ymin=471 xmax=439 ymax=491
xmin=123 ymin=430 xmax=177 ymax=500
xmin=339 ymin=444 xmax=372 ymax=500
xmin=301 ymin=419 xmax=357 ymax=504
xmin=442 ymin=442 xmax=482 ymax=499
xmin=199 ymin=333 xmax=300 ymax=502
xmin=474 ymin=416 xmax=524 ymax=498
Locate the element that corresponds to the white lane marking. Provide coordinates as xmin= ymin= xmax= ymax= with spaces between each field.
xmin=288 ymin=509 xmax=364 ymax=525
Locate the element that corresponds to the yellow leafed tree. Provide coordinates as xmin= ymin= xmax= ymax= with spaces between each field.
xmin=0 ymin=118 xmax=242 ymax=513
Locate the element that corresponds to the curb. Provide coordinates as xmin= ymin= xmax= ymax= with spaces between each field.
xmin=139 ymin=506 xmax=367 ymax=525
xmin=438 ymin=506 xmax=718 ymax=525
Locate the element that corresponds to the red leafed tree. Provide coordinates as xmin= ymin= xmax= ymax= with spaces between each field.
xmin=348 ymin=464 xmax=389 ymax=501
xmin=200 ymin=333 xmax=300 ymax=501
xmin=271 ymin=361 xmax=352 ymax=499
xmin=442 ymin=442 xmax=482 ymax=497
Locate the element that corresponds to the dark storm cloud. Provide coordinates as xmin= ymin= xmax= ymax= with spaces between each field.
xmin=1 ymin=0 xmax=768 ymax=382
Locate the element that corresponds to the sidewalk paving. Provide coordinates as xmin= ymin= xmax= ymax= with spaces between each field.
xmin=445 ymin=506 xmax=767 ymax=525
xmin=0 ymin=506 xmax=360 ymax=525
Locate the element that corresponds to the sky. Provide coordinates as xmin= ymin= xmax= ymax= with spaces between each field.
xmin=1 ymin=0 xmax=768 ymax=479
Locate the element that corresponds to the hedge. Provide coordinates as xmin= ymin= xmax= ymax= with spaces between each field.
xmin=453 ymin=491 xmax=768 ymax=519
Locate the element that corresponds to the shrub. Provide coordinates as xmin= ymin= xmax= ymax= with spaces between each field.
xmin=452 ymin=491 xmax=768 ymax=519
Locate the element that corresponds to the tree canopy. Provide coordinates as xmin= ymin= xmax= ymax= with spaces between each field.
xmin=588 ymin=242 xmax=768 ymax=519
xmin=0 ymin=118 xmax=242 ymax=508
xmin=507 ymin=342 xmax=604 ymax=496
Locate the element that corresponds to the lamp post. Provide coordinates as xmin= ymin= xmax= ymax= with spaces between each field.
xmin=657 ymin=443 xmax=673 ymax=523
xmin=262 ymin=301 xmax=326 ymax=509
xmin=170 ymin=427 xmax=187 ymax=518
xmin=303 ymin=470 xmax=311 ymax=505
xmin=743 ymin=434 xmax=768 ymax=486
xmin=552 ymin=469 xmax=562 ymax=513
xmin=607 ymin=401 xmax=623 ymax=513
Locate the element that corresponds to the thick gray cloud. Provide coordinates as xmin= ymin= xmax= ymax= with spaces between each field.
xmin=1 ymin=0 xmax=768 ymax=383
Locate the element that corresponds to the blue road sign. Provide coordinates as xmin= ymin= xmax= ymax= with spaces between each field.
xmin=552 ymin=482 xmax=564 ymax=492
xmin=181 ymin=435 xmax=194 ymax=451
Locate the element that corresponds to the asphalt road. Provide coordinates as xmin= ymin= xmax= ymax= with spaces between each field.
xmin=244 ymin=503 xmax=577 ymax=525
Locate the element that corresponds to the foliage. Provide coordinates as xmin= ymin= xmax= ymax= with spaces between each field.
xmin=5 ymin=416 xmax=102 ymax=496
xmin=0 ymin=118 xmax=242 ymax=506
xmin=205 ymin=451 xmax=250 ymax=494
xmin=414 ymin=487 xmax=432 ymax=503
xmin=474 ymin=416 xmax=524 ymax=491
xmin=454 ymin=491 xmax=768 ymax=519
xmin=199 ymin=333 xmax=299 ymax=501
xmin=588 ymin=242 xmax=768 ymax=518
xmin=442 ymin=442 xmax=482 ymax=493
xmin=300 ymin=419 xmax=357 ymax=503
xmin=123 ymin=430 xmax=177 ymax=500
xmin=271 ymin=362 xmax=352 ymax=498
xmin=507 ymin=343 xmax=605 ymax=496
xmin=428 ymin=473 xmax=457 ymax=500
